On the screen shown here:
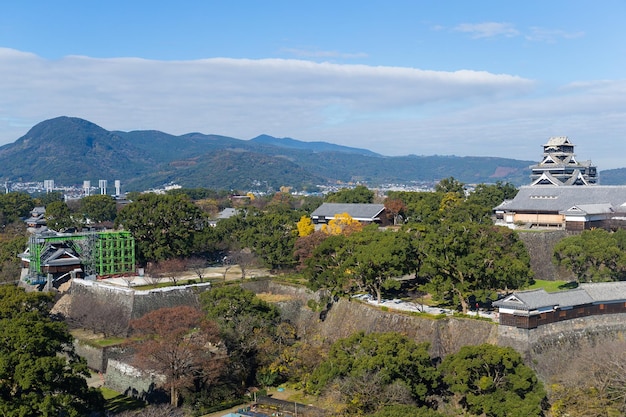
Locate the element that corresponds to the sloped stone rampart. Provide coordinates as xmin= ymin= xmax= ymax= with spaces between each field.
xmin=243 ymin=280 xmax=498 ymax=358
xmin=516 ymin=230 xmax=576 ymax=281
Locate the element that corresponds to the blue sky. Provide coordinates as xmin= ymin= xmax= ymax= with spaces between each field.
xmin=2 ymin=1 xmax=626 ymax=169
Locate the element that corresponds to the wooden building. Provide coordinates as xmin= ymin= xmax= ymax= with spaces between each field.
xmin=494 ymin=282 xmax=626 ymax=329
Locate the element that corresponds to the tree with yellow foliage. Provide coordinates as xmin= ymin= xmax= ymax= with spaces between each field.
xmin=321 ymin=212 xmax=363 ymax=236
xmin=297 ymin=215 xmax=315 ymax=237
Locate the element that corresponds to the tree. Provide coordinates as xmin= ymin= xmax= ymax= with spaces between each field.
xmin=186 ymin=256 xmax=208 ymax=282
xmin=342 ymin=227 xmax=412 ymax=303
xmin=80 ymin=194 xmax=117 ymax=223
xmin=0 ymin=286 xmax=104 ymax=415
xmin=130 ymin=306 xmax=224 ymax=407
xmin=297 ymin=215 xmax=315 ymax=237
xmin=0 ymin=221 xmax=27 ymax=284
xmin=115 ymin=193 xmax=207 ymax=264
xmin=420 ymin=222 xmax=532 ymax=313
xmin=325 ymin=185 xmax=375 ymax=203
xmin=321 ymin=212 xmax=363 ymax=236
xmin=0 ymin=192 xmax=34 ymax=225
xmin=367 ymin=404 xmax=446 ymax=417
xmin=45 ymin=200 xmax=76 ymax=231
xmin=228 ymin=209 xmax=300 ymax=271
xmin=467 ymin=182 xmax=518 ymax=209
xmin=435 ymin=177 xmax=465 ymax=196
xmin=553 ymin=228 xmax=626 ymax=282
xmin=294 ymin=230 xmax=329 ymax=271
xmin=150 ymin=258 xmax=187 ymax=285
xmin=384 ymin=198 xmax=407 ymax=225
xmin=201 ymin=286 xmax=281 ymax=387
xmin=440 ymin=344 xmax=546 ymax=417
xmin=308 ymin=332 xmax=439 ymax=414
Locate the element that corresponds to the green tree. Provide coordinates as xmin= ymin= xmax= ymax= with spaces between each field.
xmin=421 ymin=222 xmax=532 ymax=313
xmin=325 ymin=185 xmax=375 ymax=203
xmin=0 ymin=192 xmax=34 ymax=225
xmin=368 ymin=405 xmax=446 ymax=417
xmin=553 ymin=228 xmax=626 ymax=282
xmin=0 ymin=286 xmax=104 ymax=416
xmin=0 ymin=221 xmax=28 ymax=284
xmin=304 ymin=233 xmax=351 ymax=295
xmin=440 ymin=344 xmax=546 ymax=417
xmin=218 ymin=208 xmax=300 ymax=270
xmin=45 ymin=200 xmax=76 ymax=231
xmin=467 ymin=182 xmax=518 ymax=209
xmin=308 ymin=332 xmax=439 ymax=414
xmin=435 ymin=177 xmax=465 ymax=196
xmin=115 ymin=193 xmax=206 ymax=263
xmin=201 ymin=286 xmax=281 ymax=387
xmin=34 ymin=191 xmax=65 ymax=206
xmin=343 ymin=227 xmax=413 ymax=303
xmin=80 ymin=194 xmax=117 ymax=223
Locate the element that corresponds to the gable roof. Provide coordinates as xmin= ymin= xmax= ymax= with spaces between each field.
xmin=494 ymin=282 xmax=626 ymax=311
xmin=494 ymin=288 xmax=593 ymax=311
xmin=311 ymin=203 xmax=385 ymax=221
xmin=494 ymin=185 xmax=626 ymax=213
xmin=546 ymin=136 xmax=571 ymax=146
xmin=561 ymin=203 xmax=614 ymax=216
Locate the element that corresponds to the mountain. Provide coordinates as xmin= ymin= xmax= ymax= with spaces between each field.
xmin=250 ymin=134 xmax=379 ymax=156
xmin=0 ymin=116 xmax=545 ymax=191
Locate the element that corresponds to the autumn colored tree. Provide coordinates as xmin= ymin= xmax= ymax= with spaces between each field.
xmin=321 ymin=212 xmax=363 ymax=235
xmin=294 ymin=230 xmax=329 ymax=271
xmin=297 ymin=215 xmax=315 ymax=237
xmin=130 ymin=306 xmax=224 ymax=407
xmin=151 ymin=258 xmax=187 ymax=285
xmin=384 ymin=198 xmax=406 ymax=225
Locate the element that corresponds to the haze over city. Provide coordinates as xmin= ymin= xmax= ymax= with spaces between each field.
xmin=1 ymin=1 xmax=625 ymax=168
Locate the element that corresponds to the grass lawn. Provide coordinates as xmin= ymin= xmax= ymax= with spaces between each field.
xmin=101 ymin=387 xmax=146 ymax=413
xmin=525 ymin=279 xmax=578 ymax=292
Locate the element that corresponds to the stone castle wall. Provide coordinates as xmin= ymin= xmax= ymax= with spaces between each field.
xmin=516 ymin=230 xmax=576 ymax=281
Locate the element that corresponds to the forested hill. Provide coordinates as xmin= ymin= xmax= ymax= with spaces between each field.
xmin=0 ymin=116 xmax=540 ymax=191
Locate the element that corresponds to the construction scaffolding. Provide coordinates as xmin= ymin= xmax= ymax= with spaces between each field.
xmin=26 ymin=231 xmax=135 ymax=282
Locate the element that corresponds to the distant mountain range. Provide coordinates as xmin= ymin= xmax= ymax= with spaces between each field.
xmin=0 ymin=116 xmax=623 ymax=191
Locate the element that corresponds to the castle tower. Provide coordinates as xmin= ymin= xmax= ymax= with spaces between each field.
xmin=529 ymin=136 xmax=597 ymax=186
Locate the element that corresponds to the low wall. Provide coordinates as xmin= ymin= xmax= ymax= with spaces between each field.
xmin=497 ymin=312 xmax=626 ymax=356
xmin=69 ymin=279 xmax=212 ymax=326
xmin=105 ymin=359 xmax=166 ymax=401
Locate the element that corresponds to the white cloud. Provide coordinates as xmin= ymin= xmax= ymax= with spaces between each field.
xmin=526 ymin=27 xmax=585 ymax=43
xmin=0 ymin=48 xmax=624 ymax=169
xmin=454 ymin=22 xmax=520 ymax=39
xmin=280 ymin=48 xmax=368 ymax=59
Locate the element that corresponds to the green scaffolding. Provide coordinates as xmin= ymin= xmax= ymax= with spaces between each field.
xmin=27 ymin=231 xmax=135 ymax=280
